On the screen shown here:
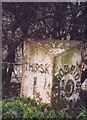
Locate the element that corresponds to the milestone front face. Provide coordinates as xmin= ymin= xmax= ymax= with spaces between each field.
xmin=21 ymin=40 xmax=53 ymax=103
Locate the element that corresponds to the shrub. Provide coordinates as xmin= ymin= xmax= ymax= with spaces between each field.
xmin=2 ymin=96 xmax=28 ymax=118
xmin=46 ymin=110 xmax=59 ymax=120
xmin=2 ymin=97 xmax=47 ymax=119
xmin=23 ymin=106 xmax=45 ymax=119
xmin=1 ymin=96 xmax=87 ymax=119
xmin=38 ymin=102 xmax=51 ymax=112
xmin=76 ymin=107 xmax=87 ymax=120
xmin=58 ymin=108 xmax=72 ymax=119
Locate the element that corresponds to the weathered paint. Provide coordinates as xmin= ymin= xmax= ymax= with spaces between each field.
xmin=21 ymin=39 xmax=82 ymax=109
xmin=21 ymin=39 xmax=54 ymax=103
xmin=52 ymin=44 xmax=82 ymax=109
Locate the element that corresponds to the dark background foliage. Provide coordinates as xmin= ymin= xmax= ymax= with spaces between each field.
xmin=2 ymin=2 xmax=87 ymax=98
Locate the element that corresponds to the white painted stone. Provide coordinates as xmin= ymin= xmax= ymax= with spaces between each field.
xmin=21 ymin=39 xmax=82 ymax=108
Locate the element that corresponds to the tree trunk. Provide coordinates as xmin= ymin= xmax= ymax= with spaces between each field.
xmin=2 ymin=43 xmax=15 ymax=87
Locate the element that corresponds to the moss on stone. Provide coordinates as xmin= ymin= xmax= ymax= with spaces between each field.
xmin=60 ymin=44 xmax=81 ymax=65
